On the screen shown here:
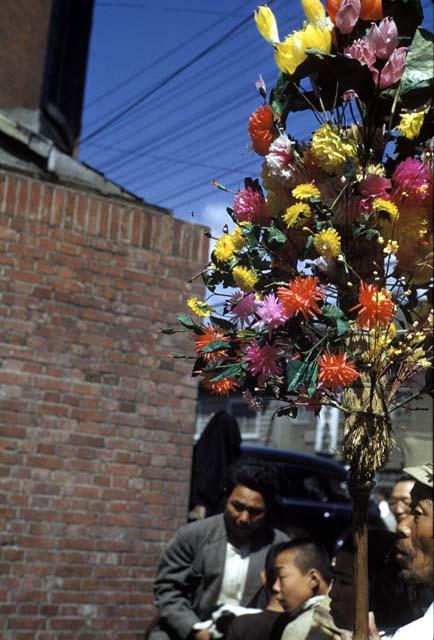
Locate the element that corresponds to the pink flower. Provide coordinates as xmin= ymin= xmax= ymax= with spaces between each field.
xmin=227 ymin=291 xmax=258 ymax=326
xmin=359 ymin=174 xmax=391 ymax=212
xmin=265 ymin=134 xmax=299 ymax=183
xmin=359 ymin=174 xmax=391 ymax=198
xmin=253 ymin=293 xmax=288 ymax=334
xmin=244 ymin=341 xmax=282 ymax=385
xmin=344 ymin=38 xmax=376 ymax=68
xmin=336 ymin=0 xmax=361 ymax=35
xmin=371 ymin=47 xmax=407 ymax=89
xmin=232 ymin=187 xmax=269 ymax=224
xmin=366 ymin=17 xmax=398 ymax=59
xmin=392 ymin=158 xmax=432 ymax=205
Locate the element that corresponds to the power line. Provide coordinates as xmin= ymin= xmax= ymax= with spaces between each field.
xmin=85 ymin=0 xmax=253 ymax=111
xmin=95 ymin=3 xmax=246 ymax=16
xmin=79 ymin=2 xmax=275 ymax=145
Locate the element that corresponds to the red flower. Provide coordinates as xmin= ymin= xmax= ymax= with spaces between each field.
xmin=248 ymin=105 xmax=276 ymax=156
xmin=277 ymin=276 xmax=325 ymax=321
xmin=202 ymin=374 xmax=238 ymax=396
xmin=319 ymin=352 xmax=360 ymax=388
xmin=350 ymin=282 xmax=395 ymax=329
xmin=195 ymin=325 xmax=229 ymax=361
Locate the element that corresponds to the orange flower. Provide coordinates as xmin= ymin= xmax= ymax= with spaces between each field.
xmin=195 ymin=325 xmax=229 ymax=361
xmin=319 ymin=352 xmax=360 ymax=388
xmin=326 ymin=0 xmax=382 ymax=22
xmin=277 ymin=276 xmax=325 ymax=320
xmin=202 ymin=374 xmax=238 ymax=396
xmin=248 ymin=105 xmax=276 ymax=156
xmin=350 ymin=282 xmax=395 ymax=329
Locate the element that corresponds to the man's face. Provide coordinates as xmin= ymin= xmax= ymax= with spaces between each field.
xmin=273 ymin=549 xmax=315 ymax=616
xmin=395 ymin=482 xmax=434 ymax=586
xmin=224 ymin=484 xmax=266 ymax=541
xmin=389 ymin=480 xmax=415 ymax=523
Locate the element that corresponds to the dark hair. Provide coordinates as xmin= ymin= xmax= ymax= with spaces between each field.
xmin=272 ymin=536 xmax=332 ymax=584
xmin=336 ymin=528 xmax=416 ymax=628
xmin=225 ymin=457 xmax=279 ymax=507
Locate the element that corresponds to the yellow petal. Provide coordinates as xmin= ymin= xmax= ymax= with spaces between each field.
xmin=301 ymin=0 xmax=326 ymax=25
xmin=274 ymin=32 xmax=307 ymax=75
xmin=302 ymin=24 xmax=331 ymax=53
xmin=254 ymin=6 xmax=279 ymax=44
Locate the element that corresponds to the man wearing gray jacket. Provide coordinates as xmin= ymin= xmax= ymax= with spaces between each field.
xmin=149 ymin=459 xmax=288 ymax=640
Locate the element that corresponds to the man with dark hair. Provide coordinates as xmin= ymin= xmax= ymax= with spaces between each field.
xmin=149 ymin=459 xmax=287 ymax=640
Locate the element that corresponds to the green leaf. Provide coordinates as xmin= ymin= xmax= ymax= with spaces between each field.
xmin=266 ymin=226 xmax=287 ymax=246
xmin=336 ymin=319 xmax=349 ymax=337
xmin=177 ymin=314 xmax=203 ymax=335
xmin=177 ymin=314 xmax=195 ymax=329
xmin=277 ymin=406 xmax=299 ymax=419
xmin=322 ymin=304 xmax=344 ymax=319
xmin=286 ymin=360 xmax=306 ymax=392
xmin=161 ymin=328 xmax=180 ymax=335
xmin=399 ymin=28 xmax=433 ymax=96
xmin=210 ymin=363 xmax=246 ymax=382
xmin=306 ymin=363 xmax=318 ymax=398
xmin=201 ymin=339 xmax=229 ymax=354
xmin=380 ymin=28 xmax=433 ymax=105
xmin=210 ymin=315 xmax=235 ymax=331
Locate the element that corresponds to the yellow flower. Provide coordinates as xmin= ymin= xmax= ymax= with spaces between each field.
xmin=310 ymin=124 xmax=357 ymax=174
xmin=283 ymin=203 xmax=312 ymax=228
xmin=254 ymin=6 xmax=279 ymax=44
xmin=301 ymin=0 xmax=326 ymax=25
xmin=383 ymin=240 xmax=399 ymax=255
xmin=232 ymin=266 xmax=258 ymax=292
xmin=292 ymin=183 xmax=321 ymax=200
xmin=231 ymin=227 xmax=247 ymax=251
xmin=396 ymin=110 xmax=427 ymax=140
xmin=275 ymin=25 xmax=331 ymax=75
xmin=372 ymin=198 xmax=400 ymax=222
xmin=186 ymin=297 xmax=213 ymax=318
xmin=313 ymin=228 xmax=341 ymax=257
xmin=214 ymin=235 xmax=235 ymax=262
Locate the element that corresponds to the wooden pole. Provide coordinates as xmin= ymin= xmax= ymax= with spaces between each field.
xmin=348 ymin=475 xmax=375 ymax=640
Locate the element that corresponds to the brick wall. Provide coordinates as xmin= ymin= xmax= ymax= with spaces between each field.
xmin=0 ymin=171 xmax=208 ymax=639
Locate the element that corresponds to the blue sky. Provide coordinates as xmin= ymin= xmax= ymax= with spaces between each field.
xmin=80 ymin=0 xmax=433 ymax=240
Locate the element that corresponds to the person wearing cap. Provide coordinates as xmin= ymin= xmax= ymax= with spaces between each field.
xmin=391 ymin=462 xmax=433 ymax=640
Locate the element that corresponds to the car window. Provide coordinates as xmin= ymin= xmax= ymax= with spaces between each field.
xmin=275 ymin=462 xmax=330 ymax=502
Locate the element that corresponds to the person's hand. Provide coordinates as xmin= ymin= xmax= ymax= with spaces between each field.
xmin=368 ymin=611 xmax=380 ymax=640
xmin=194 ymin=630 xmax=211 ymax=640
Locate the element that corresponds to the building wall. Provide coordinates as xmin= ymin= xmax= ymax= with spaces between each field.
xmin=0 ymin=1 xmax=53 ymax=110
xmin=0 ymin=171 xmax=208 ymax=639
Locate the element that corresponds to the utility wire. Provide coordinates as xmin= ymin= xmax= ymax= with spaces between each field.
xmin=85 ymin=0 xmax=253 ymax=111
xmin=79 ymin=2 xmax=276 ymax=145
xmin=95 ymin=3 xmax=246 ymax=16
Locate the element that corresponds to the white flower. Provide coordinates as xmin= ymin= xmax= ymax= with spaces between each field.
xmin=265 ymin=134 xmax=299 ymax=183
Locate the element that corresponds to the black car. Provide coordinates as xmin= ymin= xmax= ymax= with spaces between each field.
xmin=239 ymin=444 xmax=354 ymax=553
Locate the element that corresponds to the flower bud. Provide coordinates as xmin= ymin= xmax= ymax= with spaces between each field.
xmin=335 ymin=0 xmax=361 ymax=34
xmin=367 ymin=17 xmax=398 ymax=59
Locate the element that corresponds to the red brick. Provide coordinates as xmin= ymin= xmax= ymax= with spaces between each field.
xmin=0 ymin=171 xmax=207 ymax=638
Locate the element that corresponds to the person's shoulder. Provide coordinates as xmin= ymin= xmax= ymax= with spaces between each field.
xmin=392 ymin=602 xmax=434 ymax=640
xmin=176 ymin=513 xmax=226 ymax=541
xmin=272 ymin=526 xmax=289 ymax=542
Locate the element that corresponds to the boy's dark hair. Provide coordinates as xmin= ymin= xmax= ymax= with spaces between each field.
xmin=272 ymin=537 xmax=332 ymax=584
xmin=225 ymin=457 xmax=279 ymax=507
